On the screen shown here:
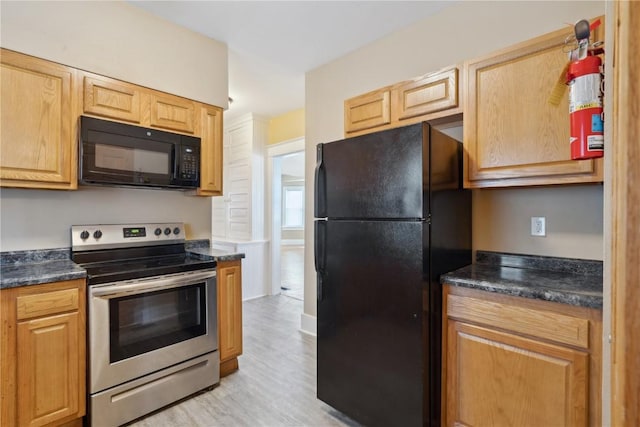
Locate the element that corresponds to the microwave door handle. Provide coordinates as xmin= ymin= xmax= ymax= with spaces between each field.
xmin=172 ymin=146 xmax=178 ymax=179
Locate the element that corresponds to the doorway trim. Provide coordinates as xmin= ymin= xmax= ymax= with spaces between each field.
xmin=266 ymin=137 xmax=305 ymax=296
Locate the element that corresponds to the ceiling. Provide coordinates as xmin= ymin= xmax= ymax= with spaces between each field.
xmin=128 ymin=1 xmax=455 ymax=121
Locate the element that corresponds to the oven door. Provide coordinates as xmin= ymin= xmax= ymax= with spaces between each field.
xmin=88 ymin=269 xmax=217 ymax=393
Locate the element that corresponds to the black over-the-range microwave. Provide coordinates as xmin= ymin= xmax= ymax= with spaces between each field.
xmin=79 ymin=116 xmax=200 ymax=189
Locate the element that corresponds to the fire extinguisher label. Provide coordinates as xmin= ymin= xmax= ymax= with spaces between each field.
xmin=587 ymin=135 xmax=604 ymax=150
xmin=569 ymin=74 xmax=602 ymax=113
xmin=592 ymin=114 xmax=604 ymax=132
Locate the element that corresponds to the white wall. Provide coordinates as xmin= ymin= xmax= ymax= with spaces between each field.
xmin=304 ymin=1 xmax=605 ymax=319
xmin=0 ymin=1 xmax=228 ymax=251
xmin=0 ymin=1 xmax=228 ymax=107
xmin=0 ymin=187 xmax=212 ymax=251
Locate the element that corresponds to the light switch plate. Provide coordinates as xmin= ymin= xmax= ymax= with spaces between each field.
xmin=531 ymin=217 xmax=546 ymax=237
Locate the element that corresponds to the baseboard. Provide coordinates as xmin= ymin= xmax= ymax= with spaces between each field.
xmin=242 ymin=293 xmax=266 ymax=302
xmin=299 ymin=312 xmax=317 ymax=336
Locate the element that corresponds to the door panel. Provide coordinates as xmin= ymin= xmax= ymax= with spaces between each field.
xmin=317 ymin=220 xmax=429 ymax=427
xmin=317 ymin=123 xmax=427 ymax=219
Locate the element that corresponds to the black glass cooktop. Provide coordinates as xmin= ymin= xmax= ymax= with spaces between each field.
xmin=73 ymin=244 xmax=216 ymax=285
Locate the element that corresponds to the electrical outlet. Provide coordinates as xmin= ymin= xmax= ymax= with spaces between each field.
xmin=531 ymin=217 xmax=546 ymax=237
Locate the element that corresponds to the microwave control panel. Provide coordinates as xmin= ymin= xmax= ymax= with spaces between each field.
xmin=179 ymin=144 xmax=199 ymax=181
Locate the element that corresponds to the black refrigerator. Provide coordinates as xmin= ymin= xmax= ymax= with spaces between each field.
xmin=314 ymin=122 xmax=471 ymax=427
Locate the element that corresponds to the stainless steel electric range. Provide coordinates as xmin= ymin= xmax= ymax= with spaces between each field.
xmin=71 ymin=222 xmax=219 ymax=427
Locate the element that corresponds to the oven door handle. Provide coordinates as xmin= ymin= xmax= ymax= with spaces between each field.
xmin=91 ymin=270 xmax=216 ymax=299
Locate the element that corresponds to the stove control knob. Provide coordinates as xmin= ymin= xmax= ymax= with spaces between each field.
xmin=164 ymin=227 xmax=171 ymax=236
xmin=93 ymin=230 xmax=103 ymax=239
xmin=173 ymin=227 xmax=181 ymax=235
xmin=154 ymin=227 xmax=162 ymax=236
xmin=80 ymin=230 xmax=90 ymax=240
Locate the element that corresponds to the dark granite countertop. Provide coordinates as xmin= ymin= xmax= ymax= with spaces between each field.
xmin=1 ymin=240 xmax=245 ymax=290
xmin=441 ymin=251 xmax=603 ymax=309
xmin=185 ymin=240 xmax=245 ymax=262
xmin=1 ymin=248 xmax=87 ymax=289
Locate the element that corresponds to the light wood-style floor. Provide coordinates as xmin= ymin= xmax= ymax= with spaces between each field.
xmin=281 ymin=245 xmax=304 ymax=300
xmin=129 ymin=295 xmax=359 ymax=427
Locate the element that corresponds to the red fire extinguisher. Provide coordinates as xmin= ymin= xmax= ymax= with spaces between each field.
xmin=567 ymin=55 xmax=604 ymax=160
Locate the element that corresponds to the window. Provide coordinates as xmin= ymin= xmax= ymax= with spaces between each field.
xmin=282 ymin=185 xmax=304 ymax=229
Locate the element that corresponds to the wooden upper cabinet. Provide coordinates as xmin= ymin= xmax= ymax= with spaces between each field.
xmin=82 ymin=73 xmax=142 ymax=124
xmin=344 ymin=66 xmax=461 ymax=137
xmin=197 ymin=105 xmax=224 ymax=196
xmin=0 ymin=49 xmax=77 ymax=189
xmin=392 ymin=66 xmax=459 ymax=122
xmin=150 ymin=93 xmax=196 ymax=134
xmin=344 ymin=88 xmax=391 ymax=134
xmin=1 ymin=49 xmax=222 ymax=195
xmin=464 ymin=19 xmax=604 ymax=188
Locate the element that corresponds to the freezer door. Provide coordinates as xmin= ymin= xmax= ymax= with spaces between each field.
xmin=316 ymin=220 xmax=434 ymax=427
xmin=315 ymin=123 xmax=428 ymax=219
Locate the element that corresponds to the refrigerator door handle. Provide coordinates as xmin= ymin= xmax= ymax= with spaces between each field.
xmin=314 ymin=220 xmax=327 ymax=301
xmin=314 ymin=143 xmax=327 ymax=218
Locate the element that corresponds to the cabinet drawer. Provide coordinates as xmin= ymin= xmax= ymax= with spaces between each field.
xmin=17 ymin=288 xmax=79 ymax=321
xmin=344 ymin=89 xmax=391 ymax=133
xmin=393 ymin=67 xmax=458 ymax=121
xmin=447 ymin=294 xmax=589 ymax=348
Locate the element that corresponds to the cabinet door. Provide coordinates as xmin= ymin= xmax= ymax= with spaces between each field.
xmin=392 ymin=67 xmax=459 ymax=122
xmin=197 ymin=105 xmax=223 ymax=196
xmin=149 ymin=93 xmax=196 ymax=134
xmin=1 ymin=280 xmax=85 ymax=427
xmin=82 ymin=73 xmax=142 ymax=123
xmin=445 ymin=320 xmax=588 ymax=427
xmin=464 ymin=22 xmax=603 ymax=188
xmin=218 ymin=261 xmax=243 ymax=364
xmin=17 ymin=312 xmax=81 ymax=427
xmin=344 ymin=88 xmax=391 ymax=134
xmin=0 ymin=49 xmax=77 ymax=189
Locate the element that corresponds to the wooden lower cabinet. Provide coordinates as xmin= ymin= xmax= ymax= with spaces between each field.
xmin=1 ymin=279 xmax=86 ymax=427
xmin=442 ymin=285 xmax=602 ymax=427
xmin=217 ymin=260 xmax=243 ymax=377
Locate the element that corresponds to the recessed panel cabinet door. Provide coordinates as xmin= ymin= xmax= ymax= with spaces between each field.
xmin=463 ymin=20 xmax=603 ymax=187
xmin=17 ymin=312 xmax=81 ymax=427
xmin=446 ymin=320 xmax=588 ymax=427
xmin=0 ymin=49 xmax=77 ymax=189
xmin=82 ymin=73 xmax=143 ymax=123
xmin=392 ymin=67 xmax=458 ymax=122
xmin=149 ymin=92 xmax=196 ymax=134
xmin=197 ymin=105 xmax=223 ymax=196
xmin=344 ymin=88 xmax=391 ymax=134
xmin=218 ymin=261 xmax=243 ymax=364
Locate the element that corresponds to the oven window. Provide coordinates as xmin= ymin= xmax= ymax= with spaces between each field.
xmin=109 ymin=283 xmax=206 ymax=362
